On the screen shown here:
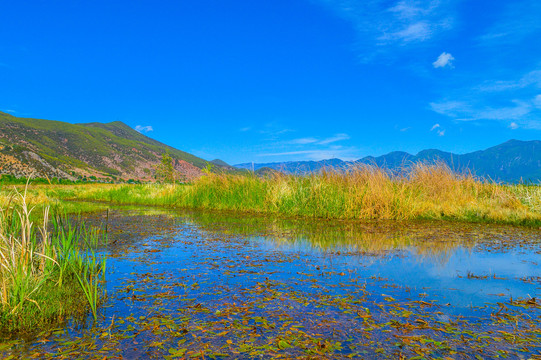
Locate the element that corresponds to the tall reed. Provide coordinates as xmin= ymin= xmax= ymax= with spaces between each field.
xmin=172 ymin=162 xmax=541 ymax=225
xmin=0 ymin=187 xmax=106 ymax=333
xmin=22 ymin=163 xmax=541 ymax=226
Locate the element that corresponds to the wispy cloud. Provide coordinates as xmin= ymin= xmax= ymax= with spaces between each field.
xmin=261 ymin=132 xmax=355 ymax=161
xmin=474 ymin=101 xmax=532 ymax=121
xmin=429 ymin=123 xmax=445 ymax=136
xmin=476 ymin=70 xmax=541 ymax=92
xmin=509 ymin=122 xmax=519 ymax=129
xmin=135 ymin=125 xmax=154 ymax=133
xmin=287 ymin=137 xmax=318 ymax=145
xmin=239 ymin=127 xmax=251 ymax=132
xmin=432 ymin=52 xmax=454 ymax=68
xmin=534 ymin=95 xmax=541 ymax=108
xmin=314 ymin=0 xmax=456 ymax=58
xmin=260 ymin=148 xmax=358 ymax=161
xmin=379 ymin=21 xmax=433 ymax=43
xmin=1 ymin=109 xmax=17 ymax=114
xmin=430 ymin=67 xmax=541 ymax=129
xmin=257 ymin=122 xmax=294 ymax=139
xmin=317 ymin=133 xmax=350 ymax=145
xmin=478 ymin=0 xmax=541 ymax=46
xmin=285 ymin=133 xmax=350 ymax=146
xmin=430 ymin=101 xmax=470 ymax=118
xmin=431 ymin=100 xmax=532 ymax=121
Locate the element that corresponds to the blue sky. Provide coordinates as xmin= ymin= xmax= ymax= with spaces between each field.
xmin=1 ymin=0 xmax=541 ymax=164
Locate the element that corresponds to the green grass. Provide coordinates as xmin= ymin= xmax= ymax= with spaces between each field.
xmin=24 ymin=163 xmax=541 ymax=227
xmin=0 ymin=187 xmax=106 ymax=335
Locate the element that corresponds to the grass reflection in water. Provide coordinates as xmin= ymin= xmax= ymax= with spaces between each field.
xmin=1 ymin=207 xmax=539 ymax=359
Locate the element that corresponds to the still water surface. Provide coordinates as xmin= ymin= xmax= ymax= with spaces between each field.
xmin=3 ymin=207 xmax=541 ymax=358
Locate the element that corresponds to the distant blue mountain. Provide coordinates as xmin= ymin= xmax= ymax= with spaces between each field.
xmin=235 ymin=140 xmax=541 ymax=183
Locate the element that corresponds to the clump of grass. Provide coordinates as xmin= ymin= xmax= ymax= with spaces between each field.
xmin=0 ymin=187 xmax=106 ymax=334
xmin=45 ymin=183 xmax=181 ymax=207
xmin=175 ymin=162 xmax=541 ymax=225
xmin=12 ymin=163 xmax=541 ymax=227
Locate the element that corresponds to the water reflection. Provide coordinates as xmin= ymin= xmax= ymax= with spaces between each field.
xmin=179 ymin=209 xmax=541 ymax=306
xmin=182 ymin=209 xmax=541 ymax=260
xmin=3 ymin=205 xmax=540 ymax=359
xmin=91 ymin=206 xmax=540 ymax=307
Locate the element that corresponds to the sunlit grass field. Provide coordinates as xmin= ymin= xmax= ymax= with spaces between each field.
xmin=4 ymin=163 xmax=540 ymax=227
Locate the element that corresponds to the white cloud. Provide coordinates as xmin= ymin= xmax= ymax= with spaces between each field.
xmin=314 ymin=0 xmax=456 ymax=55
xmin=262 ymin=132 xmax=354 ymax=161
xmin=258 ymin=122 xmax=294 ymax=138
xmin=534 ymin=94 xmax=541 ymax=108
xmin=287 ymin=137 xmax=318 ymax=145
xmin=430 ymin=101 xmax=470 ymax=117
xmin=509 ymin=122 xmax=519 ymax=129
xmin=478 ymin=0 xmax=541 ymax=46
xmin=430 ymin=69 xmax=541 ymax=128
xmin=477 ymin=70 xmax=541 ymax=92
xmin=475 ymin=102 xmax=532 ymax=121
xmin=135 ymin=125 xmax=154 ymax=133
xmin=379 ymin=21 xmax=432 ymax=43
xmin=287 ymin=134 xmax=350 ymax=145
xmin=431 ymin=100 xmax=531 ymax=121
xmin=429 ymin=123 xmax=444 ymax=136
xmin=389 ymin=0 xmax=427 ymax=19
xmin=261 ymin=150 xmax=325 ymax=156
xmin=317 ymin=133 xmax=350 ymax=145
xmin=239 ymin=127 xmax=251 ymax=132
xmin=260 ymin=148 xmax=358 ymax=161
xmin=432 ymin=52 xmax=454 ymax=68
xmin=1 ymin=109 xmax=17 ymax=114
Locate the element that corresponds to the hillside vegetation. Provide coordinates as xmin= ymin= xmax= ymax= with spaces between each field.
xmin=0 ymin=111 xmax=212 ymax=182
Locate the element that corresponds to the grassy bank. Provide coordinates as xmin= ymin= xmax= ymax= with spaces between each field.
xmin=26 ymin=163 xmax=541 ymax=227
xmin=0 ymin=188 xmax=106 ymax=335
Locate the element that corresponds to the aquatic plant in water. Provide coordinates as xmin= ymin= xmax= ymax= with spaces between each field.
xmin=0 ymin=187 xmax=106 ymax=333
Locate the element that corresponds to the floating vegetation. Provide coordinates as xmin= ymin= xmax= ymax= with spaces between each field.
xmin=1 ymin=208 xmax=539 ymax=358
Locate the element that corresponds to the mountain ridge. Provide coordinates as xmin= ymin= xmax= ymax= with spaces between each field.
xmin=0 ymin=111 xmax=214 ymax=181
xmin=235 ymin=139 xmax=541 ymax=183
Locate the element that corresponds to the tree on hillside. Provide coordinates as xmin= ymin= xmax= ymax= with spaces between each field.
xmin=155 ymin=152 xmax=176 ymax=183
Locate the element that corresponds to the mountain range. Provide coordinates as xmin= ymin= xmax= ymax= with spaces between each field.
xmin=0 ymin=111 xmax=228 ymax=181
xmin=235 ymin=140 xmax=541 ymax=183
xmin=2 ymin=110 xmax=540 ymax=183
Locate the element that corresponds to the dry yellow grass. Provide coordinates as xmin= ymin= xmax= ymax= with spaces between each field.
xmin=177 ymin=163 xmax=541 ymax=225
xmin=1 ymin=163 xmax=540 ymax=226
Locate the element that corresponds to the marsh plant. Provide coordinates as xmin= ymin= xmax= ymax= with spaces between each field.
xmin=0 ymin=187 xmax=106 ymax=334
xmin=7 ymin=163 xmax=541 ymax=226
xmin=175 ymin=162 xmax=541 ymax=226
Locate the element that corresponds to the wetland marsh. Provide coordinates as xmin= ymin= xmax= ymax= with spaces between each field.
xmin=1 ymin=206 xmax=539 ymax=359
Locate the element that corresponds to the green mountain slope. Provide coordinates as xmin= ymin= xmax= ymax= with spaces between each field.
xmin=0 ymin=111 xmax=210 ymax=181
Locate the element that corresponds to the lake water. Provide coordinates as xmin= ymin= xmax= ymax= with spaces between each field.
xmin=2 ymin=207 xmax=540 ymax=358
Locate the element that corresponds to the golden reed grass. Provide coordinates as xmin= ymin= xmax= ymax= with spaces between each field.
xmin=6 ymin=163 xmax=540 ymax=226
xmin=180 ymin=162 xmax=541 ymax=224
